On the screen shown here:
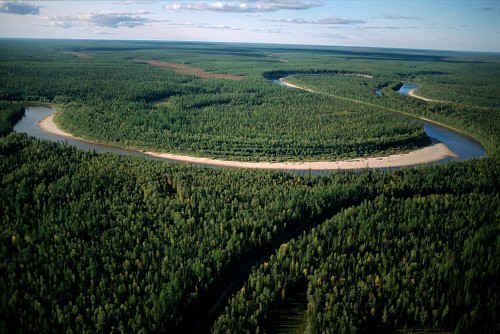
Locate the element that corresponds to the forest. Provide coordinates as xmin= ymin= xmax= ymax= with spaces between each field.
xmin=0 ymin=39 xmax=499 ymax=333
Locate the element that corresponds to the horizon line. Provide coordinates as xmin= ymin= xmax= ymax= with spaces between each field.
xmin=1 ymin=37 xmax=499 ymax=55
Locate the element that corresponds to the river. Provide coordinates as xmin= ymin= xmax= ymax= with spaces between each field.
xmin=395 ymin=83 xmax=486 ymax=161
xmin=274 ymin=79 xmax=485 ymax=162
xmin=13 ymin=106 xmax=173 ymax=162
xmin=14 ymin=100 xmax=485 ymax=170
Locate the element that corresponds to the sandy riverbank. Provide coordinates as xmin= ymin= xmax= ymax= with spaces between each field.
xmin=38 ymin=113 xmax=457 ymax=170
xmin=38 ymin=114 xmax=76 ymax=138
xmin=145 ymin=144 xmax=457 ymax=170
xmin=408 ymin=89 xmax=443 ymax=103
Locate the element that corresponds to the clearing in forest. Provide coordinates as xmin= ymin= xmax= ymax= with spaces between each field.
xmin=141 ymin=59 xmax=245 ymax=80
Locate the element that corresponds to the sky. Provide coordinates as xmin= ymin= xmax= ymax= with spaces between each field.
xmin=0 ymin=0 xmax=499 ymax=52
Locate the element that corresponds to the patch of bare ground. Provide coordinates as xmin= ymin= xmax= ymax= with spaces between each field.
xmin=61 ymin=51 xmax=92 ymax=59
xmin=140 ymin=59 xmax=245 ymax=81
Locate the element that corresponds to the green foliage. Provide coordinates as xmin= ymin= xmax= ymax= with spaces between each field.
xmin=0 ymin=40 xmax=439 ymax=161
xmin=1 ymin=40 xmax=498 ymax=334
xmin=0 ymin=101 xmax=24 ymax=136
xmin=0 ymin=133 xmax=373 ymax=333
xmin=213 ymin=158 xmax=500 ymax=333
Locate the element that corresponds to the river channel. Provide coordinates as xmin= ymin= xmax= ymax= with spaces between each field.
xmin=395 ymin=83 xmax=485 ymax=161
xmin=13 ymin=106 xmax=171 ymax=162
xmin=14 ymin=92 xmax=485 ymax=170
xmin=275 ymin=79 xmax=485 ymax=162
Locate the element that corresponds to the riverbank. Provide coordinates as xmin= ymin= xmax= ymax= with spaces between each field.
xmin=408 ymin=88 xmax=444 ymax=103
xmin=278 ymin=78 xmax=484 ymax=154
xmin=38 ymin=112 xmax=458 ymax=170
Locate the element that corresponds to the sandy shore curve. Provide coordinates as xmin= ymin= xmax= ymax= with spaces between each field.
xmin=407 ymin=89 xmax=444 ymax=103
xmin=38 ymin=113 xmax=457 ymax=170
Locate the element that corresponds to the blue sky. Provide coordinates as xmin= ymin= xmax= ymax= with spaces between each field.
xmin=1 ymin=0 xmax=499 ymax=52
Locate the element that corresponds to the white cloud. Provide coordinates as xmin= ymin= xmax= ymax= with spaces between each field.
xmin=47 ymin=10 xmax=163 ymax=29
xmin=116 ymin=1 xmax=158 ymax=5
xmin=169 ymin=21 xmax=243 ymax=31
xmin=166 ymin=1 xmax=322 ymax=13
xmin=49 ymin=21 xmax=73 ymax=29
xmin=0 ymin=1 xmax=40 ymax=15
xmin=264 ymin=17 xmax=365 ymax=25
xmin=376 ymin=14 xmax=422 ymax=20
xmin=83 ymin=29 xmax=116 ymax=36
xmin=314 ymin=32 xmax=347 ymax=40
xmin=251 ymin=28 xmax=288 ymax=34
xmin=359 ymin=26 xmax=400 ymax=30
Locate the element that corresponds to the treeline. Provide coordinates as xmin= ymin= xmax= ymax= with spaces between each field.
xmin=213 ymin=158 xmax=499 ymax=333
xmin=1 ymin=40 xmax=498 ymax=334
xmin=0 ymin=101 xmax=24 ymax=136
xmin=56 ymin=93 xmax=429 ymax=161
xmin=283 ymin=65 xmax=499 ymax=155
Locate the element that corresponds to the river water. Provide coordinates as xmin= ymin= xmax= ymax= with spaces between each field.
xmin=14 ymin=102 xmax=485 ymax=169
xmin=13 ymin=106 xmax=169 ymax=162
xmin=274 ymin=79 xmax=485 ymax=162
xmin=395 ymin=83 xmax=486 ymax=161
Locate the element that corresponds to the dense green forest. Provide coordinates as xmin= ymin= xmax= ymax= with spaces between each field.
xmin=0 ymin=40 xmax=482 ymax=161
xmin=1 ymin=40 xmax=499 ymax=333
xmin=0 ymin=101 xmax=24 ymax=137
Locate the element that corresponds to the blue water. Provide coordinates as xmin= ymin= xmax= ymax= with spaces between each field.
xmin=272 ymin=79 xmax=486 ymax=162
xmin=422 ymin=121 xmax=486 ymax=161
xmin=397 ymin=82 xmax=419 ymax=95
xmin=395 ymin=82 xmax=486 ymax=161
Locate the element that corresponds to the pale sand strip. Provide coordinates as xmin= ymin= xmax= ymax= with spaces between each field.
xmin=38 ymin=113 xmax=457 ymax=170
xmin=408 ymin=89 xmax=444 ymax=103
xmin=38 ymin=114 xmax=75 ymax=138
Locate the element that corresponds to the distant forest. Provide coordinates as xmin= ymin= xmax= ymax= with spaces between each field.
xmin=1 ymin=40 xmax=498 ymax=333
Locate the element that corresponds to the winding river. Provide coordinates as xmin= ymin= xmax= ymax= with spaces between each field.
xmin=13 ymin=106 xmax=171 ymax=162
xmin=6 ymin=75 xmax=489 ymax=334
xmin=14 ymin=82 xmax=485 ymax=170
xmin=275 ymin=79 xmax=485 ymax=162
xmin=395 ymin=83 xmax=486 ymax=160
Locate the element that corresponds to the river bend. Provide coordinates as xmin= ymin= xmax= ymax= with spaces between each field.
xmin=14 ymin=96 xmax=485 ymax=170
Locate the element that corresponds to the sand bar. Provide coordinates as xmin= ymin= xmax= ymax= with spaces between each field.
xmin=38 ymin=113 xmax=457 ymax=170
xmin=408 ymin=89 xmax=444 ymax=103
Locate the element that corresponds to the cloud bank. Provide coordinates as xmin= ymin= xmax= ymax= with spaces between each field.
xmin=0 ymin=1 xmax=40 ymax=15
xmin=166 ymin=0 xmax=322 ymax=13
xmin=264 ymin=17 xmax=365 ymax=25
xmin=169 ymin=21 xmax=243 ymax=31
xmin=48 ymin=10 xmax=159 ymax=29
xmin=381 ymin=14 xmax=421 ymax=20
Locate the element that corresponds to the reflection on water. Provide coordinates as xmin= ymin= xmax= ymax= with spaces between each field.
xmin=396 ymin=82 xmax=419 ymax=95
